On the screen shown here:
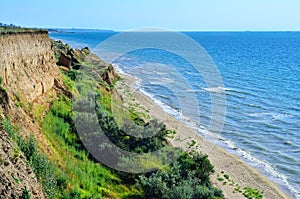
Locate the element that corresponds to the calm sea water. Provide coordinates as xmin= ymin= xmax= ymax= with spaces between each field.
xmin=50 ymin=31 xmax=300 ymax=198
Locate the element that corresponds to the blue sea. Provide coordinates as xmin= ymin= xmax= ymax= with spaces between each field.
xmin=50 ymin=31 xmax=300 ymax=198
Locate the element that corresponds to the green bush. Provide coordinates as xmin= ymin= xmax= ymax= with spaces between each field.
xmin=138 ymin=151 xmax=223 ymax=199
xmin=177 ymin=152 xmax=214 ymax=186
xmin=64 ymin=70 xmax=78 ymax=81
xmin=21 ymin=188 xmax=30 ymax=199
xmin=243 ymin=187 xmax=263 ymax=199
xmin=95 ymin=102 xmax=169 ymax=153
xmin=17 ymin=134 xmax=37 ymax=160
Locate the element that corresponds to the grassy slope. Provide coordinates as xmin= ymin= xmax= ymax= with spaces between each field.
xmin=36 ymin=42 xmax=142 ymax=198
xmin=41 ymin=96 xmax=141 ymax=198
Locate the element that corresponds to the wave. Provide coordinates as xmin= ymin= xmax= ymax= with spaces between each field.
xmin=248 ymin=112 xmax=290 ymax=119
xmin=186 ymin=89 xmax=204 ymax=93
xmin=138 ymin=87 xmax=183 ymax=121
xmin=202 ymin=86 xmax=230 ymax=93
xmin=161 ymin=77 xmax=175 ymax=83
xmin=112 ymin=64 xmax=127 ymax=75
xmin=248 ymin=103 xmax=263 ymax=108
xmin=158 ymin=95 xmax=170 ymax=99
xmin=216 ymin=137 xmax=299 ymax=199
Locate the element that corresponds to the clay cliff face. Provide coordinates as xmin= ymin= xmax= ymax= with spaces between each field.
xmin=0 ymin=32 xmax=60 ymax=102
xmin=0 ymin=32 xmax=62 ymax=199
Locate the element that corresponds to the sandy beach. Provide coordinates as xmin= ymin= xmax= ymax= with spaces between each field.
xmin=115 ymin=74 xmax=291 ymax=199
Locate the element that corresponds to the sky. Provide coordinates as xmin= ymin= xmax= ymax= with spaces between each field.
xmin=1 ymin=0 xmax=300 ymax=31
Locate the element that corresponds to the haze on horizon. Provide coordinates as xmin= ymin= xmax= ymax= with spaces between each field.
xmin=1 ymin=0 xmax=300 ymax=31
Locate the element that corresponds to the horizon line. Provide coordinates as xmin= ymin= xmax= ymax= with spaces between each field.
xmin=46 ymin=27 xmax=300 ymax=32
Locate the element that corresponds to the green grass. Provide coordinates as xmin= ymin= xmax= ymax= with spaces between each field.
xmin=0 ymin=27 xmax=47 ymax=34
xmin=243 ymin=187 xmax=263 ymax=199
xmin=41 ymin=97 xmax=141 ymax=198
xmin=61 ymin=72 xmax=75 ymax=93
xmin=2 ymin=109 xmax=141 ymax=199
xmin=12 ymin=173 xmax=20 ymax=184
xmin=1 ymin=118 xmax=57 ymax=198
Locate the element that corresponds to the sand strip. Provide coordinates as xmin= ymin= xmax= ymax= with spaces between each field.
xmin=116 ymin=74 xmax=291 ymax=199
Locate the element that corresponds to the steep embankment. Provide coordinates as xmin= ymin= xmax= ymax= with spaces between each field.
xmin=0 ymin=32 xmax=60 ymax=198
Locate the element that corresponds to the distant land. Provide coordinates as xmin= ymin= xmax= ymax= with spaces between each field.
xmin=47 ymin=28 xmax=114 ymax=33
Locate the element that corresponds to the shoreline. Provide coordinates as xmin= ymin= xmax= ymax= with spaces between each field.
xmin=116 ymin=73 xmax=291 ymax=199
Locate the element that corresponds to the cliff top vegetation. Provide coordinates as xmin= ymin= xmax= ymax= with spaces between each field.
xmin=0 ymin=22 xmax=47 ymax=34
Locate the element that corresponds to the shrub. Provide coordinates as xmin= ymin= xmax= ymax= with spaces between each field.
xmin=137 ymin=152 xmax=223 ymax=199
xmin=21 ymin=188 xmax=30 ymax=199
xmin=224 ymin=174 xmax=230 ymax=180
xmin=64 ymin=70 xmax=78 ymax=81
xmin=17 ymin=134 xmax=37 ymax=160
xmin=243 ymin=187 xmax=263 ymax=199
xmin=177 ymin=152 xmax=214 ymax=185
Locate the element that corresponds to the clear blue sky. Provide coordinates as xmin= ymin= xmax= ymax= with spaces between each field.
xmin=1 ymin=0 xmax=300 ymax=31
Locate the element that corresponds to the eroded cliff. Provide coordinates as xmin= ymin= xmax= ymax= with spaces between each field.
xmin=0 ymin=31 xmax=62 ymax=199
xmin=0 ymin=32 xmax=60 ymax=102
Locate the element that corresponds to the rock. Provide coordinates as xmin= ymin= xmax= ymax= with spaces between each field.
xmin=57 ymin=52 xmax=71 ymax=68
xmin=4 ymin=161 xmax=9 ymax=166
xmin=101 ymin=64 xmax=118 ymax=86
xmin=59 ymin=66 xmax=70 ymax=71
xmin=67 ymin=49 xmax=81 ymax=64
xmin=72 ymin=64 xmax=82 ymax=70
xmin=81 ymin=47 xmax=90 ymax=54
xmin=0 ymin=88 xmax=8 ymax=106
